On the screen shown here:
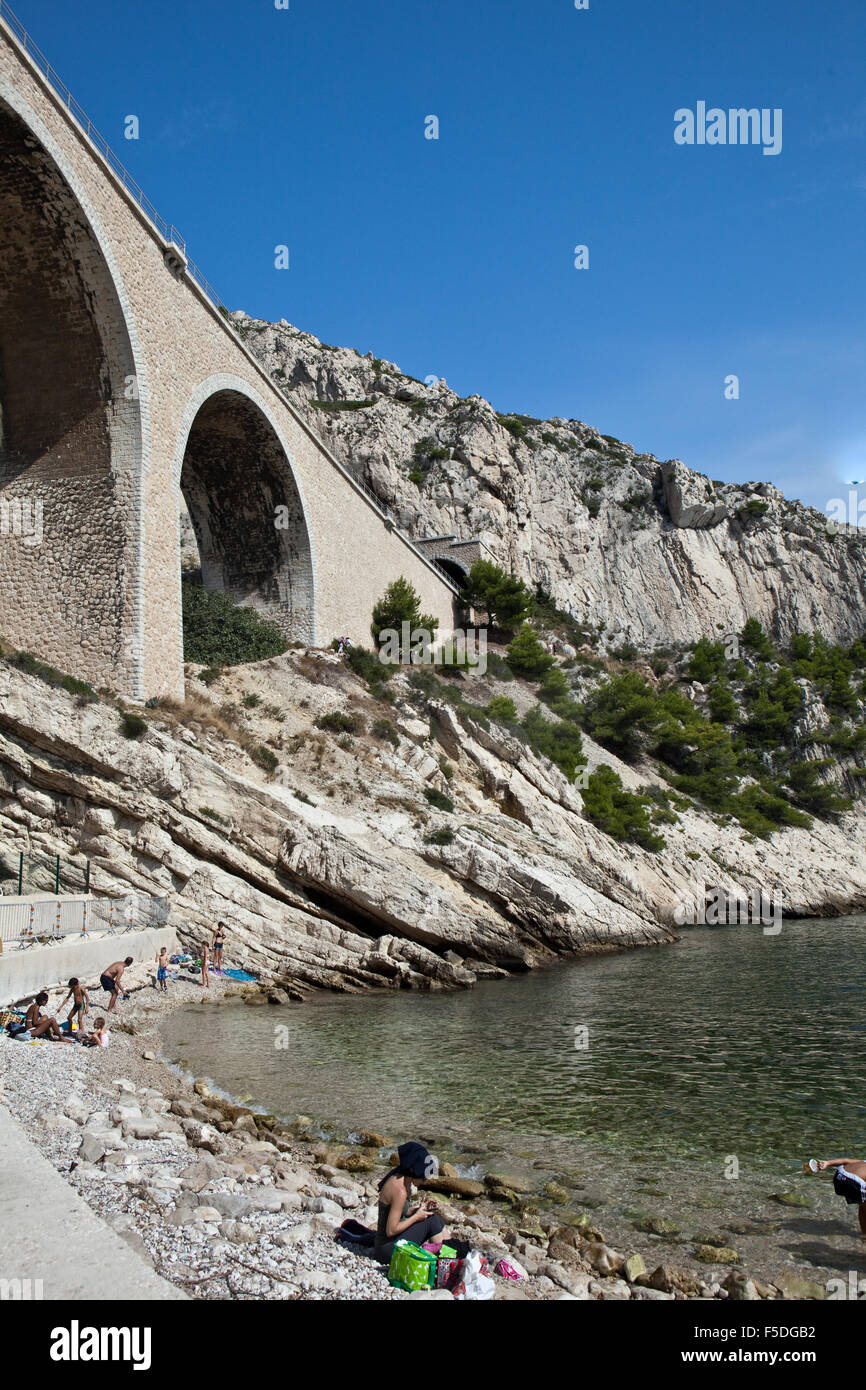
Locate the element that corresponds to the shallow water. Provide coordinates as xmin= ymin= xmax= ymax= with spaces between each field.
xmin=161 ymin=916 xmax=866 ymax=1280
xmin=163 ymin=916 xmax=866 ymax=1170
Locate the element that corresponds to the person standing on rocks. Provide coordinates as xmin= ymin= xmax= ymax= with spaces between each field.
xmin=816 ymin=1156 xmax=866 ymax=1235
xmin=211 ymin=922 xmax=228 ymax=973
xmin=156 ymin=946 xmax=169 ymax=994
xmin=374 ymin=1141 xmax=448 ymax=1264
xmin=201 ymin=941 xmax=210 ymax=990
xmin=100 ymin=957 xmax=134 ymax=1013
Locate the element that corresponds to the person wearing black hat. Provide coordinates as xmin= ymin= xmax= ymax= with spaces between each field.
xmin=373 ymin=1141 xmax=449 ymax=1263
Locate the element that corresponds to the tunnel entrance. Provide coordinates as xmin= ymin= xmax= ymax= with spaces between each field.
xmin=179 ymin=389 xmax=315 ymax=644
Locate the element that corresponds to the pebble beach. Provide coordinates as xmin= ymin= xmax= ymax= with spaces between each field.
xmin=0 ymin=957 xmax=852 ymax=1302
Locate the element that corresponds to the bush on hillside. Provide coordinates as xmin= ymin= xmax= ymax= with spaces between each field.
xmin=581 ymin=765 xmax=664 ymax=852
xmin=182 ymin=583 xmax=288 ymax=666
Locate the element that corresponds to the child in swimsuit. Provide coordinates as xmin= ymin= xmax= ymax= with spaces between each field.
xmin=156 ymin=946 xmax=169 ymax=993
xmin=59 ymin=977 xmax=89 ymax=1032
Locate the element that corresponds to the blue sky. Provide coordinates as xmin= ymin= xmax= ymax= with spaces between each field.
xmin=13 ymin=0 xmax=866 ymax=512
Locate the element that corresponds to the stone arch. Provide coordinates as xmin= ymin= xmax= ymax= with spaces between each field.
xmin=175 ymin=375 xmax=316 ymax=647
xmin=0 ymin=79 xmax=146 ymax=694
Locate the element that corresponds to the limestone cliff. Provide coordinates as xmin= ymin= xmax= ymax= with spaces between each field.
xmin=226 ymin=314 xmax=866 ymax=650
xmin=2 ymin=651 xmax=865 ymax=996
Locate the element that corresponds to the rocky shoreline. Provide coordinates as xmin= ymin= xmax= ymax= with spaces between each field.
xmin=0 ymin=958 xmax=843 ymax=1302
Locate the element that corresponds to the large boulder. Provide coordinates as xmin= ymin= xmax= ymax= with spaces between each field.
xmin=661 ymin=460 xmax=727 ymax=528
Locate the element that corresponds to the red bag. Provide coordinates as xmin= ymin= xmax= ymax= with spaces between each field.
xmin=435 ymin=1257 xmax=463 ymax=1290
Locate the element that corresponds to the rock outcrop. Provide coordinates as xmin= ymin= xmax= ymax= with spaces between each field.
xmin=2 ymin=650 xmax=866 ymax=995
xmin=216 ymin=315 xmax=866 ymax=652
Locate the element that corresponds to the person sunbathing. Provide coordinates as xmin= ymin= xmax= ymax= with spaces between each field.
xmin=816 ymin=1156 xmax=866 ymax=1235
xmin=373 ymin=1141 xmax=449 ymax=1264
xmin=22 ymin=992 xmax=63 ymax=1040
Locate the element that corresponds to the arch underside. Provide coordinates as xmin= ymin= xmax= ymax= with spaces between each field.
xmin=180 ymin=390 xmax=314 ymax=644
xmin=0 ymin=96 xmax=141 ymax=686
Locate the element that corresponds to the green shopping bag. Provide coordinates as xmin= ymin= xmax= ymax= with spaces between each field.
xmin=387 ymin=1239 xmax=438 ymax=1291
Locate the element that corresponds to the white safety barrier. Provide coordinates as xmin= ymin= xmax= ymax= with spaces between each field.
xmin=0 ymin=893 xmax=169 ymax=948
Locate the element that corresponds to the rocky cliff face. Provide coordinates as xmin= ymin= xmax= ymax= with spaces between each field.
xmin=2 ymin=651 xmax=865 ymax=996
xmin=225 ymin=313 xmax=866 ymax=650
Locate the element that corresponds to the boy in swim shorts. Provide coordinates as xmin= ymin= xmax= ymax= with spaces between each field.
xmin=156 ymin=946 xmax=169 ymax=993
xmin=59 ymin=977 xmax=89 ymax=1032
xmin=817 ymin=1157 xmax=866 ymax=1235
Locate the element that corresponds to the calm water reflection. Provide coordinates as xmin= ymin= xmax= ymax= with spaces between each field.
xmin=161 ymin=917 xmax=866 ymax=1175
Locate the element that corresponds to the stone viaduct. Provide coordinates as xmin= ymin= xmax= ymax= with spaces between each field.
xmin=0 ymin=9 xmax=459 ymax=702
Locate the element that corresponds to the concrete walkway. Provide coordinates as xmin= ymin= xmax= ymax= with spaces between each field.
xmin=0 ymin=1103 xmax=186 ymax=1300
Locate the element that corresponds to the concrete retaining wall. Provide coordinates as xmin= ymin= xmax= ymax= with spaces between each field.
xmin=0 ymin=926 xmax=177 ymax=1005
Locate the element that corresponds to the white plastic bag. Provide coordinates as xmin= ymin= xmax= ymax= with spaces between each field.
xmin=454 ymin=1250 xmax=495 ymax=1301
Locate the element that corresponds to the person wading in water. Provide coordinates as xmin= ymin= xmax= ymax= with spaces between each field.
xmin=374 ymin=1142 xmax=449 ymax=1264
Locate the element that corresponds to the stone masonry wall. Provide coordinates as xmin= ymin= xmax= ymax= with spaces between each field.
xmin=0 ymin=24 xmax=457 ymax=701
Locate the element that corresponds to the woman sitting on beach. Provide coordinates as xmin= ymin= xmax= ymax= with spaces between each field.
xmin=9 ymin=992 xmax=63 ymax=1041
xmin=374 ymin=1142 xmax=448 ymax=1264
xmin=816 ymin=1156 xmax=866 ymax=1235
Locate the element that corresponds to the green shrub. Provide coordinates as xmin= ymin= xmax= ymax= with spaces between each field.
xmin=425 ymin=827 xmax=455 ymax=846
xmin=582 ymin=765 xmax=664 ymax=852
xmin=496 ymin=413 xmax=529 ymax=441
xmin=316 ymin=711 xmax=364 ymax=736
xmin=182 ymin=583 xmax=287 ymax=666
xmin=120 ymin=711 xmax=147 ymax=739
xmin=243 ymin=693 xmax=261 ymax=709
xmin=198 ymin=666 xmax=223 ymax=686
xmin=729 ymin=783 xmax=811 ymax=837
xmin=371 ymin=577 xmax=438 ymax=648
xmin=708 ymin=680 xmax=738 ymax=723
xmin=688 ymin=638 xmax=727 ymax=683
xmin=522 ymin=705 xmax=586 ymax=782
xmin=11 ymin=650 xmax=98 ymax=702
xmin=582 ymin=672 xmax=661 ymax=761
xmin=506 ymin=625 xmax=555 ymax=678
xmin=487 ymin=695 xmax=518 ymax=723
xmin=787 ymin=759 xmax=851 ymax=816
xmin=460 ymin=560 xmax=531 ymax=630
xmin=424 ymin=787 xmax=454 ymax=813
xmin=345 ymin=643 xmax=393 ymax=695
xmin=484 ymin=652 xmax=515 ymax=682
xmin=252 ymin=744 xmax=279 ymax=773
xmin=738 ymin=498 xmax=769 ymax=520
xmin=740 ymin=618 xmax=775 ymax=661
xmin=200 ymin=806 xmax=228 ymax=825
xmin=372 ymin=718 xmax=399 ymax=746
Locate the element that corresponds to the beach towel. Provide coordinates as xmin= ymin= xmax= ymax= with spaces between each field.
xmin=223 ymin=968 xmax=258 ymax=982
